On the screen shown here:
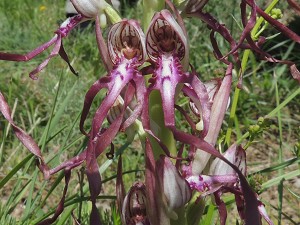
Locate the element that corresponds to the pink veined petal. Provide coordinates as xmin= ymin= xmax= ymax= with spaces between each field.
xmin=122 ymin=182 xmax=149 ymax=225
xmin=156 ymin=156 xmax=191 ymax=210
xmin=145 ymin=139 xmax=171 ymax=225
xmin=187 ymin=174 xmax=237 ymax=194
xmin=108 ymin=19 xmax=146 ymax=65
xmin=189 ymin=64 xmax=232 ymax=176
xmin=210 ymin=144 xmax=247 ymax=177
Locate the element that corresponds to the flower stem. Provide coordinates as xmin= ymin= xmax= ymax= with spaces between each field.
xmin=225 ymin=0 xmax=280 ymax=146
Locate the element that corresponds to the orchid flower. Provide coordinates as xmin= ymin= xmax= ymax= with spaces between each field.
xmin=187 ymin=145 xmax=273 ymax=225
xmin=121 ymin=182 xmax=149 ymax=225
xmin=116 ymin=139 xmax=191 ymax=225
xmin=3 ymin=0 xmax=298 ymax=224
xmin=142 ymin=9 xmax=211 ymax=140
xmin=0 ymin=0 xmax=114 ymax=79
xmin=80 ymin=19 xmax=146 ymax=137
xmin=1 ymin=17 xmax=147 ymax=224
xmin=116 ymin=156 xmax=150 ymax=225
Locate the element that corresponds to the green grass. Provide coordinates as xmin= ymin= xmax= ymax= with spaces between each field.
xmin=0 ymin=0 xmax=299 ymax=224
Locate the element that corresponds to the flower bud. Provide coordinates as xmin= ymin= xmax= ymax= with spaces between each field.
xmin=122 ymin=182 xmax=149 ymax=225
xmin=209 ymin=145 xmax=246 ymax=177
xmin=71 ymin=0 xmax=106 ymax=18
xmin=156 ymin=156 xmax=191 ymax=219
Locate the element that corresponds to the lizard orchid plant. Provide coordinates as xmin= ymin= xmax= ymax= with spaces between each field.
xmin=1 ymin=0 xmax=300 ymax=225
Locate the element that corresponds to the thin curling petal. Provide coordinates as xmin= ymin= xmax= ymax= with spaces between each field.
xmin=86 ymin=140 xmax=102 ymax=225
xmin=95 ymin=15 xmax=113 ymax=72
xmin=0 ymin=15 xmax=85 ymax=79
xmin=84 ymin=86 xmax=134 ymax=225
xmin=258 ymin=200 xmax=274 ymax=225
xmin=37 ymin=170 xmax=71 ymax=225
xmin=116 ymin=156 xmax=126 ymax=217
xmin=249 ymin=0 xmax=300 ymax=44
xmin=80 ymin=77 xmax=111 ymax=135
xmin=0 ymin=92 xmax=49 ymax=178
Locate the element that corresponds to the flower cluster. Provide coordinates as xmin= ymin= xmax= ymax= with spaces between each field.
xmin=1 ymin=0 xmax=300 ymax=225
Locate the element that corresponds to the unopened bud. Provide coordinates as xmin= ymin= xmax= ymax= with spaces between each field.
xmin=71 ymin=0 xmax=106 ymax=18
xmin=122 ymin=182 xmax=149 ymax=225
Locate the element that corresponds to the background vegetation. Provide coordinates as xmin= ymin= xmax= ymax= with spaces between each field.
xmin=0 ymin=0 xmax=299 ymax=224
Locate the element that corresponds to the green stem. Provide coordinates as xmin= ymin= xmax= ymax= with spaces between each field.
xmin=275 ymin=76 xmax=284 ymax=225
xmin=251 ymin=0 xmax=280 ymax=40
xmin=236 ymin=87 xmax=300 ymax=145
xmin=225 ymin=49 xmax=250 ymax=145
xmin=225 ymin=0 xmax=280 ymax=146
